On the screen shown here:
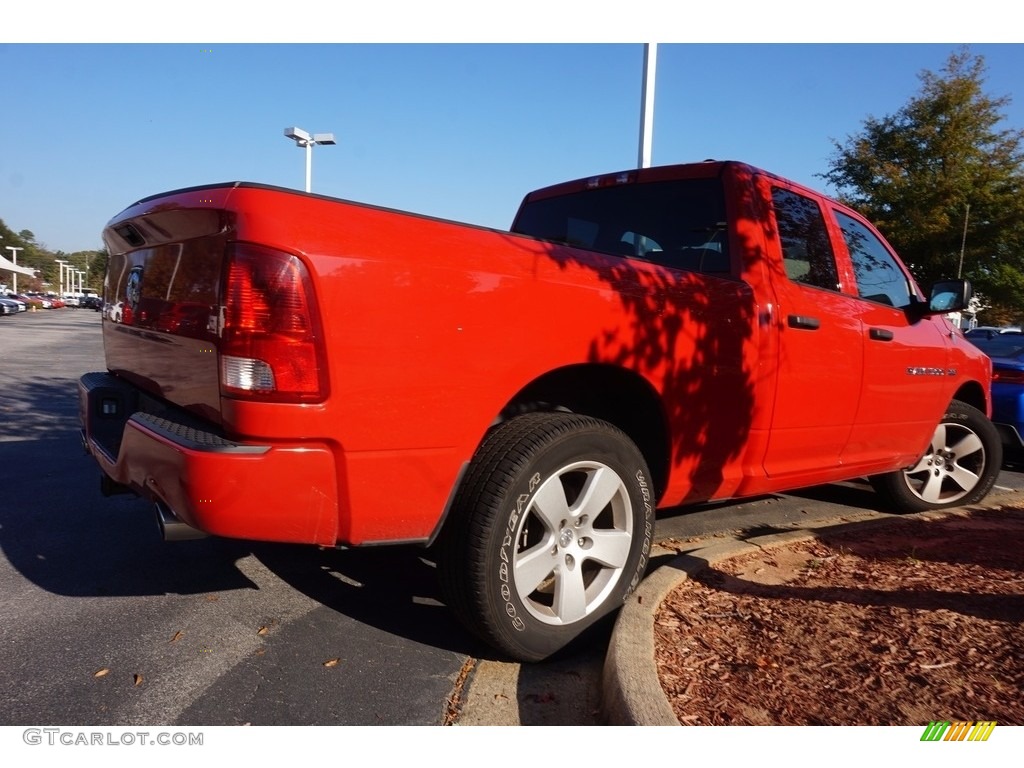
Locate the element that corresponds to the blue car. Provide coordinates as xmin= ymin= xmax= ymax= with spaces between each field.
xmin=965 ymin=332 xmax=1024 ymax=452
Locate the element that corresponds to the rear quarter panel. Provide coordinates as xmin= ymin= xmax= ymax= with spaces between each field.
xmin=223 ymin=187 xmax=758 ymax=540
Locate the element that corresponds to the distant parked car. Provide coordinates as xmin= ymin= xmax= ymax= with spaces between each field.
xmin=31 ymin=293 xmax=60 ymax=308
xmin=11 ymin=293 xmax=48 ymax=309
xmin=2 ymin=294 xmax=27 ymax=312
xmin=81 ymin=296 xmax=102 ymax=311
xmin=965 ymin=326 xmax=1023 ymax=339
xmin=0 ymin=296 xmax=19 ymax=316
xmin=965 ymin=333 xmax=1024 ymax=452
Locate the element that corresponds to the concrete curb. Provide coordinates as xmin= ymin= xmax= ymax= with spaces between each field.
xmin=601 ymin=510 xmax=932 ymax=725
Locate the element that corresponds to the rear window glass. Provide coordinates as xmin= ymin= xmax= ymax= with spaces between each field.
xmin=512 ymin=178 xmax=730 ymax=275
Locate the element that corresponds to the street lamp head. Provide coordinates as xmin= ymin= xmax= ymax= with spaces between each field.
xmin=284 ymin=126 xmax=312 ymax=143
xmin=283 ymin=125 xmax=335 ymax=193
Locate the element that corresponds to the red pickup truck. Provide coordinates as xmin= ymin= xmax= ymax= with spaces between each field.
xmin=80 ymin=160 xmax=1000 ymax=661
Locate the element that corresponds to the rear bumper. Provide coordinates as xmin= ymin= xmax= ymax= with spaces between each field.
xmin=79 ymin=372 xmax=339 ymax=545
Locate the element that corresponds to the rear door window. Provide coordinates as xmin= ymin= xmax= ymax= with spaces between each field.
xmin=770 ymin=187 xmax=841 ymax=292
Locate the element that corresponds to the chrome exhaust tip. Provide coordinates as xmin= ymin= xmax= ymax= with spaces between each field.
xmin=155 ymin=501 xmax=207 ymax=541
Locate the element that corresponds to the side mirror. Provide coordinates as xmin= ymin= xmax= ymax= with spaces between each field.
xmin=927 ymin=279 xmax=972 ymax=314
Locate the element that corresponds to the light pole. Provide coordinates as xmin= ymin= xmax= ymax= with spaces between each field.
xmin=957 ymin=203 xmax=971 ymax=279
xmin=55 ymin=259 xmax=68 ymax=296
xmin=7 ymin=246 xmax=24 ymax=293
xmin=283 ymin=126 xmax=336 ymax=193
xmin=638 ymin=43 xmax=657 ymax=169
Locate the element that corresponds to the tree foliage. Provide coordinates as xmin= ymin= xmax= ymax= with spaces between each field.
xmin=822 ymin=48 xmax=1024 ymax=321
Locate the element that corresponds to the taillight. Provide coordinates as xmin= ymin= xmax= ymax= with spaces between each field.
xmin=993 ymin=368 xmax=1024 ymax=385
xmin=220 ymin=243 xmax=328 ymax=402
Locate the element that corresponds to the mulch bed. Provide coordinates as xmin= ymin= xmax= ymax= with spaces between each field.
xmin=654 ymin=507 xmax=1024 ymax=725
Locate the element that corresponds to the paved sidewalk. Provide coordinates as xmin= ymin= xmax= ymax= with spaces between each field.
xmin=455 ymin=642 xmax=605 ymax=725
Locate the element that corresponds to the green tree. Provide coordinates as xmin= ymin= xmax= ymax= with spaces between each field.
xmin=85 ymin=249 xmax=107 ymax=291
xmin=822 ymin=47 xmax=1024 ymax=320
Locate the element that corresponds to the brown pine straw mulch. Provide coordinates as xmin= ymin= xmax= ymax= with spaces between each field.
xmin=653 ymin=507 xmax=1024 ymax=725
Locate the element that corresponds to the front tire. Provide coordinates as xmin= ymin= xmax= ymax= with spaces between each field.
xmin=438 ymin=413 xmax=654 ymax=662
xmin=870 ymin=399 xmax=1002 ymax=512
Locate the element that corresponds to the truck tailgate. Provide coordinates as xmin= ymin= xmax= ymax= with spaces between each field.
xmin=102 ymin=189 xmax=231 ymax=422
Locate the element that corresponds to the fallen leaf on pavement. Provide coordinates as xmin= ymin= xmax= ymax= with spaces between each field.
xmin=257 ymin=619 xmax=278 ymax=636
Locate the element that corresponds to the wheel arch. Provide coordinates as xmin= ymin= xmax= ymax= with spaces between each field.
xmin=952 ymin=380 xmax=988 ymax=415
xmin=495 ymin=363 xmax=671 ymax=499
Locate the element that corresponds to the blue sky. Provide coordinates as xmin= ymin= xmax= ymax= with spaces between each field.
xmin=2 ymin=11 xmax=1023 ymax=254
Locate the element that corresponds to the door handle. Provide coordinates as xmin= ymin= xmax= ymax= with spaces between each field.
xmin=869 ymin=328 xmax=894 ymax=341
xmin=787 ymin=315 xmax=820 ymax=330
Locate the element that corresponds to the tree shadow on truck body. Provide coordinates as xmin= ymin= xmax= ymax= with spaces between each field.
xmin=499 ymin=168 xmax=772 ymax=510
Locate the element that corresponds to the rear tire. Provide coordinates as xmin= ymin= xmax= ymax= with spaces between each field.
xmin=870 ymin=399 xmax=1002 ymax=512
xmin=438 ymin=412 xmax=654 ymax=662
